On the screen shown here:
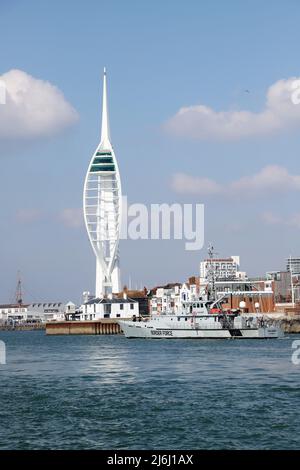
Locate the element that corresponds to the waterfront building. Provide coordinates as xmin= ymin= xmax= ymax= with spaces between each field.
xmin=266 ymin=271 xmax=293 ymax=303
xmin=149 ymin=279 xmax=201 ymax=315
xmin=83 ymin=68 xmax=122 ymax=298
xmin=200 ymin=255 xmax=247 ymax=283
xmin=286 ymin=257 xmax=300 ymax=275
xmin=80 ymin=295 xmax=138 ymax=321
xmin=267 ymin=269 xmax=300 ymax=306
xmin=117 ymin=288 xmax=150 ymax=316
xmin=149 ymin=276 xmax=275 ymax=314
xmin=150 ymin=283 xmax=182 ymax=315
xmin=0 ymin=302 xmax=68 ymax=323
xmin=214 ymin=279 xmax=275 ymax=312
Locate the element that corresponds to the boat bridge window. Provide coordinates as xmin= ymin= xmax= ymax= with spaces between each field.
xmin=185 ymin=317 xmax=187 ymax=321
xmin=177 ymin=317 xmax=180 ymax=321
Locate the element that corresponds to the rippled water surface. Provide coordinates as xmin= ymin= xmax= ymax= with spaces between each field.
xmin=0 ymin=331 xmax=300 ymax=449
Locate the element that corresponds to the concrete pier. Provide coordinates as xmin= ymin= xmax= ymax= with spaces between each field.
xmin=46 ymin=320 xmax=123 ymax=335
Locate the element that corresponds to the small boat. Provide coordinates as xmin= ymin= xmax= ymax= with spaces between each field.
xmin=118 ymin=296 xmax=284 ymax=339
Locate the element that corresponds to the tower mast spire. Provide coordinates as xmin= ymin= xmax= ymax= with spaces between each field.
xmin=100 ymin=67 xmax=111 ymax=148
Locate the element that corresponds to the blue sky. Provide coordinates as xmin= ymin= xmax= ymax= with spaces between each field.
xmin=1 ymin=0 xmax=300 ymax=302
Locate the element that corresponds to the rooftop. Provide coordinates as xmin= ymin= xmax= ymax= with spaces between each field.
xmin=0 ymin=303 xmax=30 ymax=309
xmin=203 ymin=258 xmax=235 ymax=262
xmin=85 ymin=297 xmax=137 ymax=305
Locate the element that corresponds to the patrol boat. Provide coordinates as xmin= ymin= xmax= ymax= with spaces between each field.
xmin=118 ymin=296 xmax=283 ymax=339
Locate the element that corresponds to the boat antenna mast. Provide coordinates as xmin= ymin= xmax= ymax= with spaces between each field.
xmin=207 ymin=243 xmax=218 ymax=300
xmin=15 ymin=270 xmax=23 ymax=306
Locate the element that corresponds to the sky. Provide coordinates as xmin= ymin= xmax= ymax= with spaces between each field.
xmin=1 ymin=0 xmax=300 ymax=302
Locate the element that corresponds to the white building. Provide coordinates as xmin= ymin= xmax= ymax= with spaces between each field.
xmin=80 ymin=296 xmax=139 ymax=321
xmin=150 ymin=281 xmax=202 ymax=315
xmin=83 ymin=68 xmax=122 ymax=297
xmin=200 ymin=256 xmax=247 ymax=282
xmin=0 ymin=302 xmax=67 ymax=323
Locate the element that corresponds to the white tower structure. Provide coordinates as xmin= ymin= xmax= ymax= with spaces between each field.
xmin=83 ymin=68 xmax=122 ymax=297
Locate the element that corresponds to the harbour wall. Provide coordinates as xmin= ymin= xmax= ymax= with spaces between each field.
xmin=280 ymin=317 xmax=300 ymax=334
xmin=46 ymin=320 xmax=122 ymax=335
xmin=0 ymin=322 xmax=45 ymax=331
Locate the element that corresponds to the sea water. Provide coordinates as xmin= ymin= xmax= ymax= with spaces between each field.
xmin=0 ymin=331 xmax=299 ymax=449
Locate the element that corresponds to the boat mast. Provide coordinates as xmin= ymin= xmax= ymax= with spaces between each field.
xmin=207 ymin=243 xmax=217 ymax=300
xmin=15 ymin=270 xmax=23 ymax=306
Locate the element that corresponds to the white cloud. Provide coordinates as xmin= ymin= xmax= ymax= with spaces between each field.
xmin=171 ymin=173 xmax=221 ymax=196
xmin=164 ymin=77 xmax=300 ymax=140
xmin=171 ymin=165 xmax=300 ymax=197
xmin=0 ymin=69 xmax=78 ymax=139
xmin=15 ymin=208 xmax=43 ymax=223
xmin=60 ymin=208 xmax=83 ymax=228
xmin=261 ymin=211 xmax=283 ymax=225
xmin=261 ymin=211 xmax=300 ymax=229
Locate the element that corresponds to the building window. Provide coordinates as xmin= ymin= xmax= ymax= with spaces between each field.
xmin=104 ymin=304 xmax=111 ymax=314
xmin=116 ymin=314 xmax=120 ymax=318
xmin=130 ymin=303 xmax=134 ymax=310
xmin=120 ymin=304 xmax=124 ymax=310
